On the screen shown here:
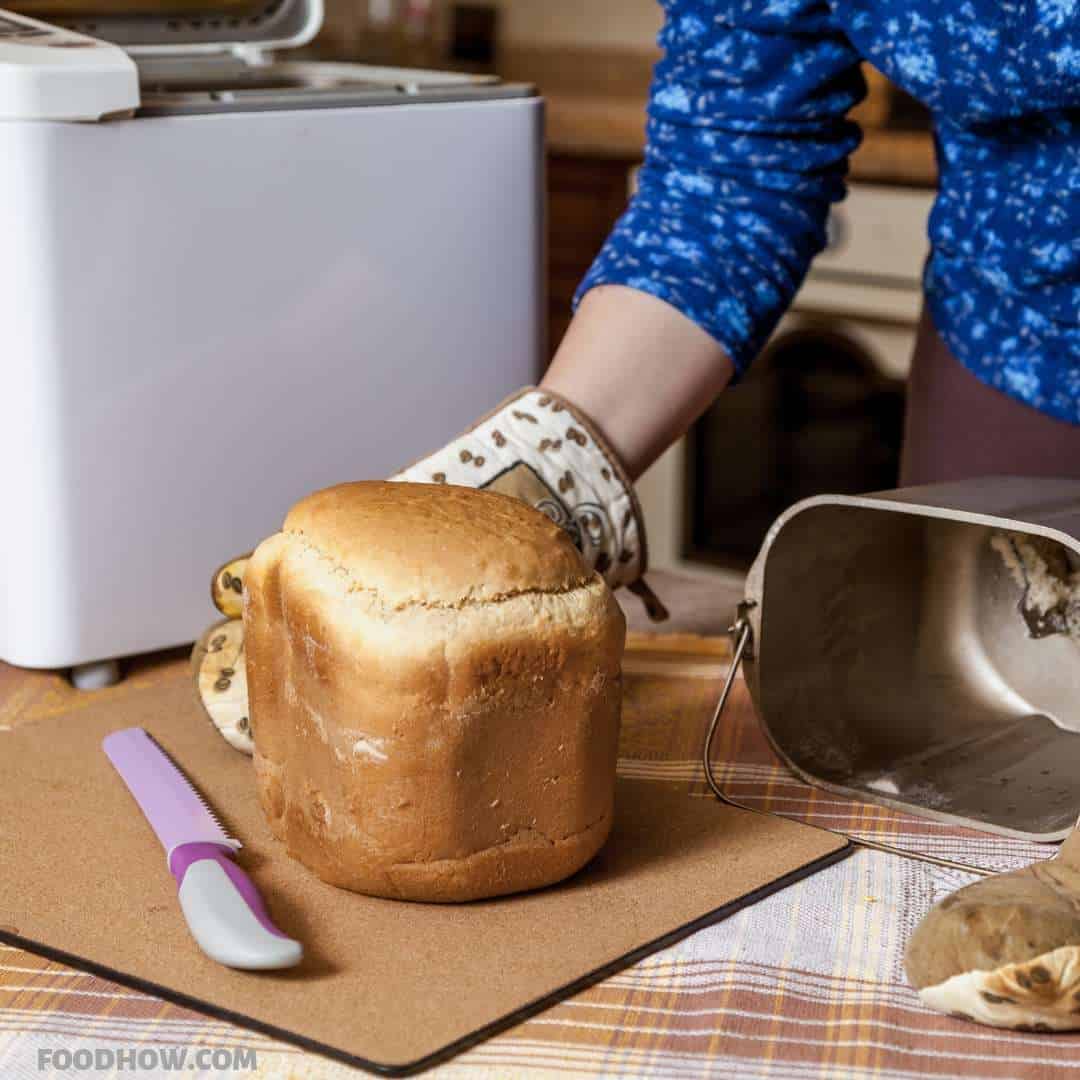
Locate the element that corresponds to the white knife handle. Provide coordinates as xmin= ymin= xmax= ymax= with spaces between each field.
xmin=170 ymin=843 xmax=302 ymax=970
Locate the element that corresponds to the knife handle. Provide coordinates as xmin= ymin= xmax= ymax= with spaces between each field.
xmin=169 ymin=843 xmax=303 ymax=970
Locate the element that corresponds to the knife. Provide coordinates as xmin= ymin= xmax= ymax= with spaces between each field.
xmin=102 ymin=727 xmax=302 ymax=971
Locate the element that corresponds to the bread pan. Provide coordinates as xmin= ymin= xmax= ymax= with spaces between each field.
xmin=732 ymin=476 xmax=1080 ymax=841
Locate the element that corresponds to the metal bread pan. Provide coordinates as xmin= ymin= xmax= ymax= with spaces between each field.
xmin=741 ymin=476 xmax=1080 ymax=840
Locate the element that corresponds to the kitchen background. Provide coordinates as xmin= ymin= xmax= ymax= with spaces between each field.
xmin=305 ymin=0 xmax=938 ymax=578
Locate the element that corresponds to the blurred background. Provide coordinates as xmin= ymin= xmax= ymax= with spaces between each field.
xmin=303 ymin=0 xmax=938 ymax=577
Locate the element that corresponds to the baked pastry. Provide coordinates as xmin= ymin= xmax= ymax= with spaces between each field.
xmin=244 ymin=481 xmax=626 ymax=902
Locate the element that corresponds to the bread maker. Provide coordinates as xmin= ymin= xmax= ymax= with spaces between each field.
xmin=0 ymin=0 xmax=543 ymax=680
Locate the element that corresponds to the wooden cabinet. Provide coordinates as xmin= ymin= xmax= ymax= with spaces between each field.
xmin=546 ymin=153 xmax=638 ymax=357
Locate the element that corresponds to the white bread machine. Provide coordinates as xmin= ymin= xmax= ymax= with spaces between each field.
xmin=0 ymin=0 xmax=543 ymax=680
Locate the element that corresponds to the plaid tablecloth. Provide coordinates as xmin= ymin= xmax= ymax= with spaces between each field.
xmin=1 ymin=640 xmax=1077 ymax=1080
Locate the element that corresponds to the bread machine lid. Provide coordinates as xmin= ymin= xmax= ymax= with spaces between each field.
xmin=3 ymin=0 xmax=322 ymax=55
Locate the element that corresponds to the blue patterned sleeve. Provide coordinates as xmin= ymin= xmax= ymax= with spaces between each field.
xmin=575 ymin=0 xmax=866 ymax=376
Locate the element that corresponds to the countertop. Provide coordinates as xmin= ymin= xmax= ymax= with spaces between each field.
xmin=618 ymin=568 xmax=744 ymax=638
xmin=298 ymin=40 xmax=937 ymax=187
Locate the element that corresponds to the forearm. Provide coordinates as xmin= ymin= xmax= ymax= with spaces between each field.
xmin=541 ymin=285 xmax=735 ymax=481
xmin=543 ymin=2 xmax=865 ymax=484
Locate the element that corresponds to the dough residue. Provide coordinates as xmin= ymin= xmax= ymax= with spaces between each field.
xmin=991 ymin=531 xmax=1080 ymax=641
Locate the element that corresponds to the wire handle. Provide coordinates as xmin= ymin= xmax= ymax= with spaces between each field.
xmin=701 ymin=602 xmax=994 ymax=877
xmin=702 ymin=603 xmax=754 ymax=803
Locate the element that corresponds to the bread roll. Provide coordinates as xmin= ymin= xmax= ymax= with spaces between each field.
xmin=244 ymin=481 xmax=626 ymax=902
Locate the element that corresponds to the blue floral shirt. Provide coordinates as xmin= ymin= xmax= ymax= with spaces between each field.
xmin=576 ymin=0 xmax=1080 ymax=423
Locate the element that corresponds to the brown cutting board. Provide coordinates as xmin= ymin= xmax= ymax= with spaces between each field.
xmin=0 ymin=665 xmax=847 ymax=1076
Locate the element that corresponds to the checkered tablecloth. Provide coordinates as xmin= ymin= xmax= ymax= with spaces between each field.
xmin=1 ymin=641 xmax=1077 ymax=1080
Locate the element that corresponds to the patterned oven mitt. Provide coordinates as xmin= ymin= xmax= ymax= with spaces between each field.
xmin=193 ymin=386 xmax=667 ymax=754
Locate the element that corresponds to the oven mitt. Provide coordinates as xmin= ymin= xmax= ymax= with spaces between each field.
xmin=193 ymin=386 xmax=665 ymax=755
xmin=391 ymin=387 xmax=663 ymax=606
xmin=905 ymin=826 xmax=1080 ymax=1031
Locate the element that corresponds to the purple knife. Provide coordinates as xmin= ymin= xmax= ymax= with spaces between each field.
xmin=102 ymin=727 xmax=302 ymax=971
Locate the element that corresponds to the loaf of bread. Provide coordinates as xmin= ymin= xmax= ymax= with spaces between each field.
xmin=244 ymin=481 xmax=626 ymax=902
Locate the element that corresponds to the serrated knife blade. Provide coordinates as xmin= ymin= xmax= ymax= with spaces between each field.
xmin=103 ymin=727 xmax=241 ymax=858
xmin=103 ymin=726 xmax=302 ymax=971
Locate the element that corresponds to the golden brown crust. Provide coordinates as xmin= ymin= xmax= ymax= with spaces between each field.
xmin=281 ymin=480 xmax=592 ymax=610
xmin=245 ymin=482 xmax=626 ymax=902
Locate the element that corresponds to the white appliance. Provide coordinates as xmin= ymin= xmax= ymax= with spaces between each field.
xmin=0 ymin=0 xmax=543 ymax=679
xmin=637 ymin=181 xmax=936 ymax=577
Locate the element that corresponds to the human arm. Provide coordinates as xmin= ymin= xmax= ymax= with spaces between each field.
xmin=542 ymin=285 xmax=735 ymax=482
xmin=550 ymin=0 xmax=866 ymax=479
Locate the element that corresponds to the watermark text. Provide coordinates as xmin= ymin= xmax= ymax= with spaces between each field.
xmin=38 ymin=1045 xmax=257 ymax=1072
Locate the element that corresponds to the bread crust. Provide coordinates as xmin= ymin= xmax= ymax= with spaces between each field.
xmin=245 ymin=482 xmax=626 ymax=902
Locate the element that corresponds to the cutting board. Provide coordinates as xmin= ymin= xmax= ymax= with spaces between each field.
xmin=0 ymin=653 xmax=847 ymax=1075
